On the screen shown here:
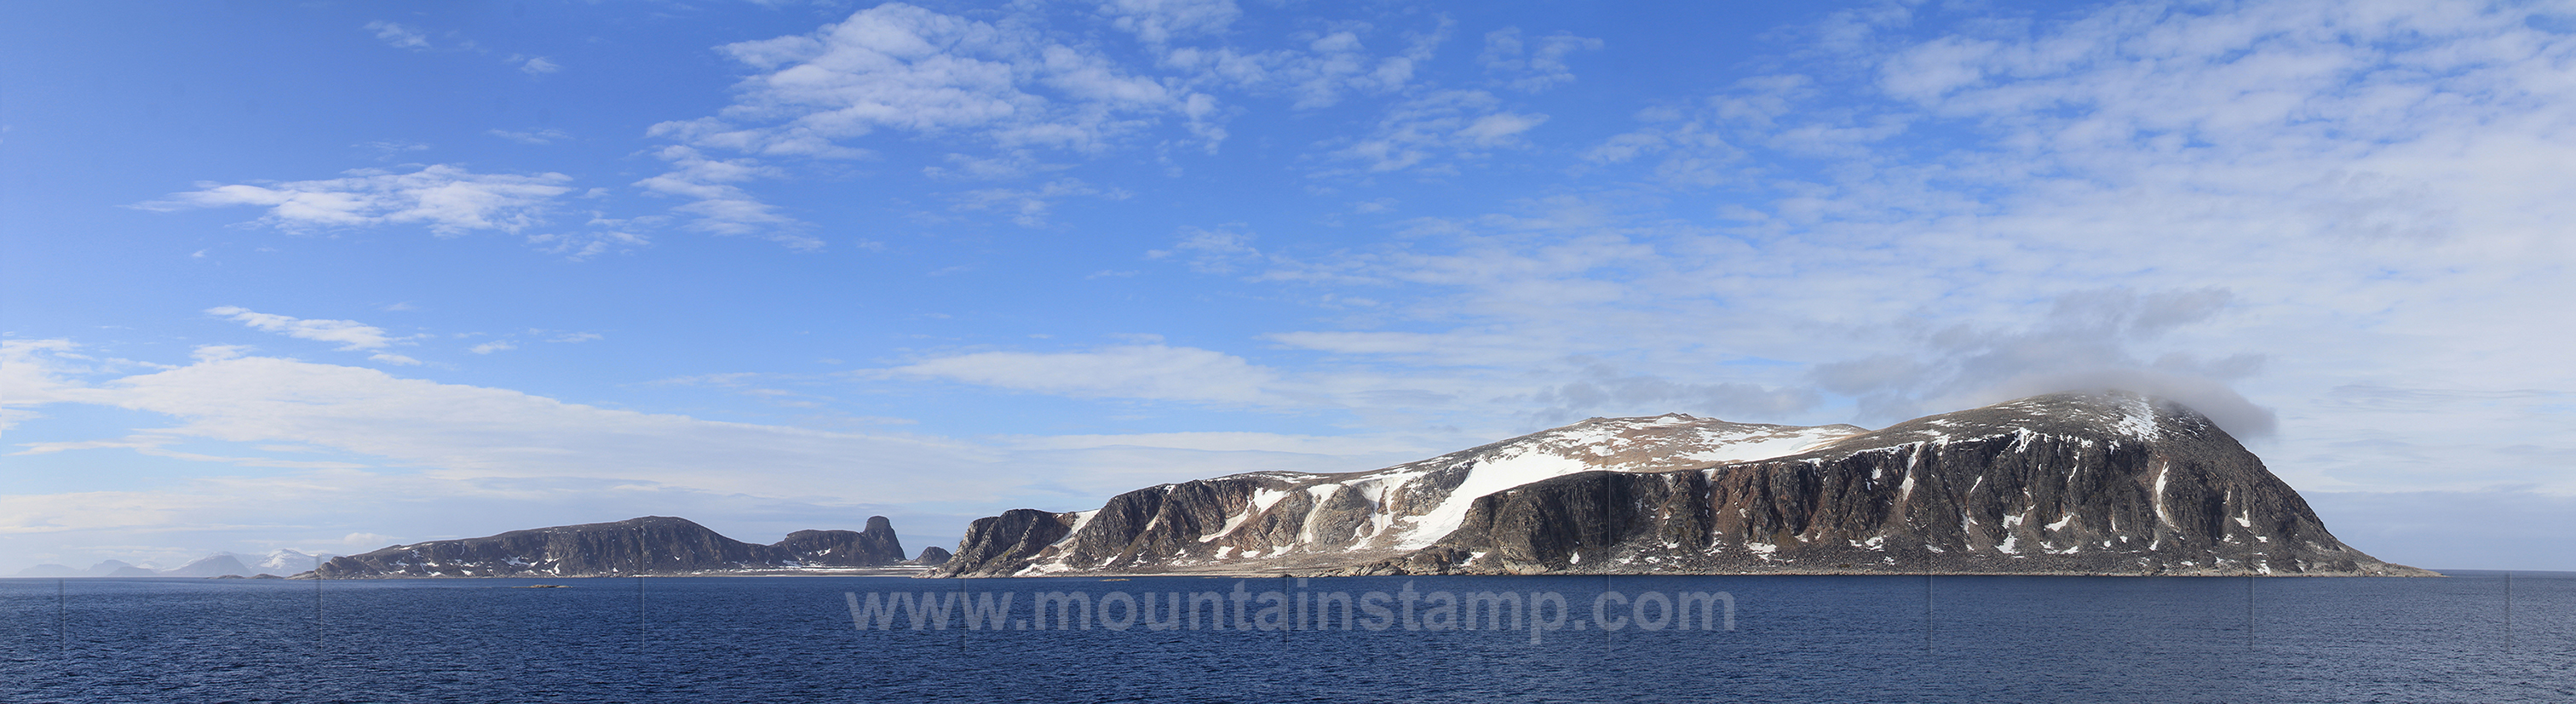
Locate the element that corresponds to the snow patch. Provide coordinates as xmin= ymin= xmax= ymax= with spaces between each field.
xmin=2153 ymin=462 xmax=2176 ymax=528
xmin=1394 ymin=447 xmax=1590 ymax=550
xmin=2112 ymin=394 xmax=2162 ymax=440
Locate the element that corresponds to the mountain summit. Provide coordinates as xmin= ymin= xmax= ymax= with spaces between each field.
xmin=929 ymin=392 xmax=2429 ymax=578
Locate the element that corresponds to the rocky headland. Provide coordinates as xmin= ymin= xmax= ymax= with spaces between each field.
xmin=296 ymin=515 xmax=918 ymax=579
xmin=927 ymin=392 xmax=2433 ymax=578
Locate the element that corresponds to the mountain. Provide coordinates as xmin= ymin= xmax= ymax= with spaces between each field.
xmin=911 ymin=547 xmax=952 ymax=566
xmin=244 ymin=549 xmax=337 ymax=574
xmin=84 ymin=559 xmax=158 ymax=577
xmin=162 ymin=554 xmax=254 ymax=577
xmin=929 ymin=412 xmax=1868 ymax=577
xmin=301 ymin=516 xmax=912 ymax=579
xmin=928 ymin=392 xmax=2429 ymax=578
xmin=14 ymin=564 xmax=79 ymax=577
xmin=773 ymin=517 xmax=906 ymax=567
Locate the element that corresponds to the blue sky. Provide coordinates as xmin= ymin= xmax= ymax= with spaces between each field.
xmin=5 ymin=0 xmax=2573 ymax=571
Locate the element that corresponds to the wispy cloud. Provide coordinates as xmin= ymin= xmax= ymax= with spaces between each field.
xmin=631 ymin=146 xmax=815 ymax=248
xmin=627 ymin=3 xmax=1453 ymax=239
xmin=6 ymin=351 xmax=1008 ymax=504
xmin=653 ymin=3 xmax=1203 ymax=157
xmin=514 ymin=55 xmax=560 ymax=76
xmin=877 ymin=345 xmax=1281 ymax=404
xmin=134 ymin=164 xmax=575 ymax=237
xmin=1478 ymin=28 xmax=1601 ymax=93
xmin=950 ymin=179 xmax=1127 ymax=227
xmin=363 ymin=21 xmax=430 ymax=51
xmin=1098 ymin=0 xmax=1242 ymax=45
xmin=1323 ymin=90 xmax=1547 ymax=175
xmin=205 ymin=306 xmax=400 ymax=352
xmin=486 ymin=128 xmax=569 ymax=145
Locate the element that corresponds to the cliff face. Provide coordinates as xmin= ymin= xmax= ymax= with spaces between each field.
xmin=306 ymin=515 xmax=913 ymax=578
xmin=928 ymin=415 xmax=1863 ymax=578
xmin=930 ymin=392 xmax=2429 ymax=578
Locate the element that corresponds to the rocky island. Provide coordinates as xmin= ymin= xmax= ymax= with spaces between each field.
xmin=296 ymin=515 xmax=927 ymax=579
xmin=927 ymin=391 xmax=2433 ymax=578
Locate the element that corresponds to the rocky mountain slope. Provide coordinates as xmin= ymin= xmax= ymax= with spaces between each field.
xmin=161 ymin=554 xmax=255 ymax=577
xmin=302 ymin=515 xmax=911 ymax=579
xmin=928 ymin=392 xmax=2429 ymax=578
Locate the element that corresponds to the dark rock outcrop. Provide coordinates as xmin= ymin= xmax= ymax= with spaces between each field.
xmin=932 ymin=392 xmax=2429 ymax=578
xmin=910 ymin=547 xmax=952 ymax=566
xmin=302 ymin=515 xmax=918 ymax=579
xmin=773 ymin=516 xmax=906 ymax=567
xmin=933 ymin=509 xmax=1076 ymax=577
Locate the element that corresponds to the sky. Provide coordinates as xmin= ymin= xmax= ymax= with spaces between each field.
xmin=3 ymin=0 xmax=2572 ymax=572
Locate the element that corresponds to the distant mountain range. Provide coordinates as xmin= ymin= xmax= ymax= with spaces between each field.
xmin=928 ymin=392 xmax=2434 ymax=578
xmin=13 ymin=549 xmax=337 ymax=579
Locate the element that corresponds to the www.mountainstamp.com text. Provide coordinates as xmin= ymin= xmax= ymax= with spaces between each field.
xmin=846 ymin=579 xmax=1734 ymax=644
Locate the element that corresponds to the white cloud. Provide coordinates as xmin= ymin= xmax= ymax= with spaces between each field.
xmin=1005 ymin=430 xmax=1425 ymax=456
xmin=526 ymin=230 xmax=650 ymax=260
xmin=469 ymin=341 xmax=515 ymax=355
xmin=950 ymin=179 xmax=1125 ymax=227
xmin=1098 ymin=0 xmax=1241 ymax=45
xmin=922 ymin=151 xmax=1067 ymax=181
xmin=357 ymin=140 xmax=429 ymax=160
xmin=1325 ymin=90 xmax=1547 ymax=174
xmin=631 ymin=146 xmax=817 ymax=248
xmin=658 ymin=3 xmax=1201 ymax=157
xmin=517 ymin=55 xmax=561 ymax=76
xmin=8 ymin=352 xmax=1007 ymax=503
xmin=2 ymin=340 xmax=92 ymax=432
xmin=364 ymin=21 xmax=430 ymax=51
xmin=1174 ymin=0 xmax=2576 ymax=498
xmin=1479 ymin=28 xmax=1601 ymax=93
xmin=486 ymin=128 xmax=569 ymax=145
xmin=1145 ymin=224 xmax=1263 ymax=273
xmin=205 ymin=306 xmax=400 ymax=352
xmin=624 ymin=3 xmax=1453 ymax=238
xmin=881 ymin=344 xmax=1279 ymax=404
xmin=134 ymin=164 xmax=575 ymax=237
xmin=1159 ymin=26 xmax=1445 ymax=112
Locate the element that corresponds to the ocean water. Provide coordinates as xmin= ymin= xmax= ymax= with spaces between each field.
xmin=3 ymin=572 xmax=2569 ymax=703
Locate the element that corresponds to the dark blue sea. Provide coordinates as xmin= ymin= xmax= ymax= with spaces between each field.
xmin=4 ymin=572 xmax=2569 ymax=703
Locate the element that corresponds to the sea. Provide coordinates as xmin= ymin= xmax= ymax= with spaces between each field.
xmin=3 ymin=571 xmax=2568 ymax=703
